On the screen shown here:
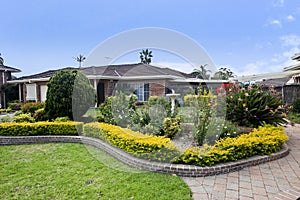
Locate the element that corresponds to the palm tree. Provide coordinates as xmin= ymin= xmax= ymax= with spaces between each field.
xmin=74 ymin=54 xmax=86 ymax=68
xmin=139 ymin=49 xmax=153 ymax=64
xmin=213 ymin=67 xmax=235 ymax=80
xmin=191 ymin=64 xmax=211 ymax=79
xmin=0 ymin=53 xmax=4 ymax=66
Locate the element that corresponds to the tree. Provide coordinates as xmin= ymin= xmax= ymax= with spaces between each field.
xmin=139 ymin=49 xmax=153 ymax=64
xmin=191 ymin=64 xmax=211 ymax=79
xmin=213 ymin=67 xmax=235 ymax=80
xmin=0 ymin=53 xmax=4 ymax=65
xmin=44 ymin=70 xmax=96 ymax=120
xmin=74 ymin=54 xmax=86 ymax=68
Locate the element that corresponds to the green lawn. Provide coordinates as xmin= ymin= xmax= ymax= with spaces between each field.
xmin=0 ymin=143 xmax=192 ymax=200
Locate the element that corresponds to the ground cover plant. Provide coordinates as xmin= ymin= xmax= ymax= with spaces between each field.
xmin=0 ymin=143 xmax=192 ymax=200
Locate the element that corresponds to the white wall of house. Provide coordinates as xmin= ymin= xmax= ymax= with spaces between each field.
xmin=26 ymin=83 xmax=37 ymax=101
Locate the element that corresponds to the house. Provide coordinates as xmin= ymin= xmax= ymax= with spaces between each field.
xmin=8 ymin=63 xmax=228 ymax=104
xmin=0 ymin=63 xmax=21 ymax=107
xmin=231 ymin=52 xmax=300 ymax=105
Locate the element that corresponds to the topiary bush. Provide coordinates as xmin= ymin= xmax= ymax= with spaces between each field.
xmin=226 ymin=86 xmax=286 ymax=128
xmin=293 ymin=98 xmax=300 ymax=113
xmin=45 ymin=70 xmax=96 ymax=121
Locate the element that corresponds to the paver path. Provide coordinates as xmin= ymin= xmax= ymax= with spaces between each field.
xmin=182 ymin=124 xmax=300 ymax=200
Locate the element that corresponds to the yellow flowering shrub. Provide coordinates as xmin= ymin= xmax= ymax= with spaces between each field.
xmin=0 ymin=122 xmax=83 ymax=136
xmin=173 ymin=125 xmax=288 ymax=166
xmin=83 ymin=122 xmax=178 ymax=155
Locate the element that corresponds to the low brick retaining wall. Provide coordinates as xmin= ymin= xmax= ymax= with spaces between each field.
xmin=0 ymin=136 xmax=289 ymax=177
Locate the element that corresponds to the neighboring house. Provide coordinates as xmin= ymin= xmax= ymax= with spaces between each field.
xmin=0 ymin=64 xmax=21 ymax=107
xmin=232 ymin=52 xmax=300 ymax=105
xmin=8 ymin=63 xmax=227 ymax=104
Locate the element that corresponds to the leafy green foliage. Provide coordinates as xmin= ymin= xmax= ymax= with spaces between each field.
xmin=139 ymin=49 xmax=153 ymax=64
xmin=226 ymin=86 xmax=286 ymax=128
xmin=21 ymin=102 xmax=45 ymax=115
xmin=33 ymin=108 xmax=48 ymax=122
xmin=162 ymin=117 xmax=181 ymax=139
xmin=293 ymin=98 xmax=300 ymax=113
xmin=8 ymin=101 xmax=23 ymax=110
xmin=12 ymin=113 xmax=35 ymax=123
xmin=0 ymin=121 xmax=83 ymax=136
xmin=54 ymin=116 xmax=70 ymax=122
xmin=45 ymin=70 xmax=96 ymax=120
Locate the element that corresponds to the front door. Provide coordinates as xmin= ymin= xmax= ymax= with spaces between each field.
xmin=97 ymin=82 xmax=105 ymax=104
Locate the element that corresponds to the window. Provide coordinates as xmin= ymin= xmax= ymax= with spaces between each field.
xmin=26 ymin=84 xmax=37 ymax=101
xmin=116 ymin=83 xmax=149 ymax=102
xmin=132 ymin=83 xmax=149 ymax=102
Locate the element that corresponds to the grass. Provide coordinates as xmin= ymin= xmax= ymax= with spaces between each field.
xmin=287 ymin=112 xmax=300 ymax=124
xmin=0 ymin=143 xmax=192 ymax=200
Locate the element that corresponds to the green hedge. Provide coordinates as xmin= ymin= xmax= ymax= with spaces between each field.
xmin=0 ymin=122 xmax=83 ymax=136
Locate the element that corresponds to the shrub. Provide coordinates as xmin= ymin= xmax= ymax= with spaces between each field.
xmin=0 ymin=121 xmax=83 ymax=136
xmin=12 ymin=113 xmax=35 ymax=123
xmin=293 ymin=98 xmax=300 ymax=113
xmin=8 ymin=101 xmax=23 ymax=110
xmin=54 ymin=116 xmax=70 ymax=122
xmin=111 ymin=91 xmax=137 ymax=127
xmin=162 ymin=117 xmax=181 ymax=139
xmin=97 ymin=97 xmax=116 ymax=125
xmin=45 ymin=70 xmax=96 ymax=120
xmin=226 ymin=86 xmax=286 ymax=128
xmin=0 ymin=115 xmax=12 ymax=123
xmin=21 ymin=102 xmax=45 ymax=115
xmin=0 ymin=108 xmax=12 ymax=113
xmin=83 ymin=122 xmax=178 ymax=154
xmin=173 ymin=125 xmax=288 ymax=166
xmin=33 ymin=108 xmax=48 ymax=122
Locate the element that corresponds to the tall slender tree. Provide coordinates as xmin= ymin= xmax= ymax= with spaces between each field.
xmin=74 ymin=54 xmax=86 ymax=68
xmin=139 ymin=49 xmax=153 ymax=64
xmin=191 ymin=64 xmax=211 ymax=79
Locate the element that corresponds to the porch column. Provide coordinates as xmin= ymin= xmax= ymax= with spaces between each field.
xmin=93 ymin=79 xmax=97 ymax=90
xmin=18 ymin=83 xmax=22 ymax=102
xmin=94 ymin=79 xmax=97 ymax=107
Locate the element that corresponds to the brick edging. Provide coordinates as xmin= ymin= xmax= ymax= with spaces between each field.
xmin=0 ymin=136 xmax=289 ymax=177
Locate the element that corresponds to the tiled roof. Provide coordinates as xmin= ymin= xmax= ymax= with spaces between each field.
xmin=15 ymin=63 xmax=190 ymax=81
xmin=0 ymin=65 xmax=21 ymax=73
xmin=259 ymin=77 xmax=290 ymax=87
xmin=81 ymin=63 xmax=189 ymax=78
xmin=15 ymin=67 xmax=77 ymax=80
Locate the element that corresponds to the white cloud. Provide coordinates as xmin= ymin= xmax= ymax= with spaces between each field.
xmin=286 ymin=15 xmax=295 ymax=21
xmin=280 ymin=34 xmax=300 ymax=47
xmin=269 ymin=19 xmax=282 ymax=27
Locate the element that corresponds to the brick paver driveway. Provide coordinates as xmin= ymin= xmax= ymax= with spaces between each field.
xmin=182 ymin=124 xmax=300 ymax=200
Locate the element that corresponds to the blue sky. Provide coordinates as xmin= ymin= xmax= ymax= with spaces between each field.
xmin=1 ymin=0 xmax=300 ymax=76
